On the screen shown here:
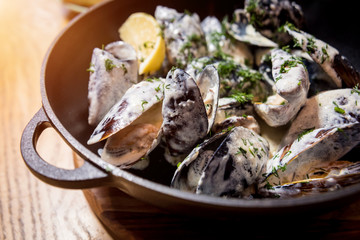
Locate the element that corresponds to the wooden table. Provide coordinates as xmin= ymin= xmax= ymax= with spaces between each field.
xmin=1 ymin=0 xmax=360 ymax=239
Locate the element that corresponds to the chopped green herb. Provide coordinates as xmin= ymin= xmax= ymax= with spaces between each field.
xmin=278 ymin=21 xmax=300 ymax=33
xmin=155 ymin=84 xmax=161 ymax=92
xmin=141 ymin=100 xmax=148 ymax=111
xmin=280 ymin=101 xmax=286 ymax=105
xmin=249 ymin=148 xmax=256 ymax=157
xmin=278 ymin=164 xmax=287 ymax=172
xmin=281 ymin=45 xmax=291 ymax=53
xmin=306 ymin=37 xmax=317 ymax=54
xmin=275 ymin=75 xmax=282 ymax=82
xmin=121 ymin=63 xmax=128 ymax=74
xmin=236 ymin=147 xmax=247 ymax=157
xmin=351 ymin=83 xmax=360 ymax=95
xmin=321 ymin=46 xmax=330 ymax=63
xmin=333 ymin=101 xmax=345 ymax=114
xmin=293 ymin=38 xmax=301 ymax=48
xmin=105 ymin=59 xmax=116 ymax=72
xmin=222 ymin=126 xmax=235 ymax=133
xmin=177 ymin=162 xmax=182 ymax=168
xmin=280 ymin=57 xmax=303 ymax=74
xmin=283 ymin=151 xmax=292 ymax=159
xmin=217 ymin=59 xmax=238 ymax=78
xmin=86 ymin=63 xmax=95 ymax=73
xmin=230 ymin=91 xmax=254 ymax=104
xmin=297 ymin=127 xmax=315 ymax=141
xmin=272 ymin=167 xmax=280 ymax=178
xmin=264 ymin=181 xmax=274 ymax=190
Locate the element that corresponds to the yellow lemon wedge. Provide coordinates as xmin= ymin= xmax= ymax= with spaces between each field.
xmin=119 ymin=12 xmax=165 ymax=75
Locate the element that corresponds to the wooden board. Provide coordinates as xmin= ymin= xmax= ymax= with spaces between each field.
xmin=82 ymin=185 xmax=360 ymax=239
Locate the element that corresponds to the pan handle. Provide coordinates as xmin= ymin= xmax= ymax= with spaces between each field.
xmin=20 ymin=108 xmax=112 ymax=189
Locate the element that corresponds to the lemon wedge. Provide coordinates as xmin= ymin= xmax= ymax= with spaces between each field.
xmin=119 ymin=12 xmax=165 ymax=75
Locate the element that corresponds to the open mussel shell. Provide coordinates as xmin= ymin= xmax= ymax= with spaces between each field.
xmin=171 ymin=131 xmax=229 ymax=192
xmin=88 ymin=78 xmax=165 ymax=144
xmin=260 ymin=162 xmax=360 ymax=199
xmin=195 ymin=65 xmax=220 ymax=133
xmin=88 ymin=41 xmax=138 ymax=125
xmin=161 ymin=68 xmax=209 ymax=165
xmin=264 ymin=123 xmax=360 ymax=186
xmin=100 ymin=101 xmax=163 ymax=169
xmin=87 ymin=78 xmax=165 ymax=168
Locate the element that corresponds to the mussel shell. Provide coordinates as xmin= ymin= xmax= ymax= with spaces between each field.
xmin=244 ymin=0 xmax=304 ymax=42
xmin=197 ymin=126 xmax=270 ymax=197
xmin=227 ymin=9 xmax=278 ymax=48
xmin=285 ymin=27 xmax=343 ymax=88
xmin=280 ymin=88 xmax=360 ymax=148
xmin=88 ymin=78 xmax=165 ymax=144
xmin=155 ymin=6 xmax=207 ymax=68
xmin=161 ymin=69 xmax=208 ymax=165
xmin=195 ymin=65 xmax=220 ymax=133
xmin=265 ymin=123 xmax=360 ymax=185
xmin=254 ymin=48 xmax=309 ymax=127
xmin=333 ymin=54 xmax=360 ymax=88
xmin=171 ymin=131 xmax=229 ymax=192
xmin=260 ymin=162 xmax=360 ymax=199
xmin=88 ymin=41 xmax=138 ymax=125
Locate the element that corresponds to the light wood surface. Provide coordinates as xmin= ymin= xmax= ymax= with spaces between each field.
xmin=1 ymin=0 xmax=360 ymax=239
xmin=0 ymin=0 xmax=111 ymax=239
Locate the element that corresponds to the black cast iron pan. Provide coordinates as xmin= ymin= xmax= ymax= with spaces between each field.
xmin=20 ymin=0 xmax=360 ymax=217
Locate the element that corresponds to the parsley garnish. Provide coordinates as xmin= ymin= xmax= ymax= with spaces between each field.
xmin=121 ymin=63 xmax=128 ymax=74
xmin=230 ymin=91 xmax=254 ymax=104
xmin=264 ymin=181 xmax=274 ymax=190
xmin=306 ymin=37 xmax=317 ymax=54
xmin=351 ymin=83 xmax=360 ymax=95
xmin=105 ymin=59 xmax=116 ymax=72
xmin=86 ymin=63 xmax=95 ymax=73
xmin=141 ymin=100 xmax=148 ymax=111
xmin=333 ymin=101 xmax=345 ymax=114
xmin=321 ymin=46 xmax=329 ymax=63
xmin=236 ymin=147 xmax=247 ymax=157
xmin=278 ymin=21 xmax=300 ymax=33
xmin=297 ymin=127 xmax=315 ymax=141
xmin=222 ymin=126 xmax=235 ymax=133
xmin=280 ymin=57 xmax=303 ymax=74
